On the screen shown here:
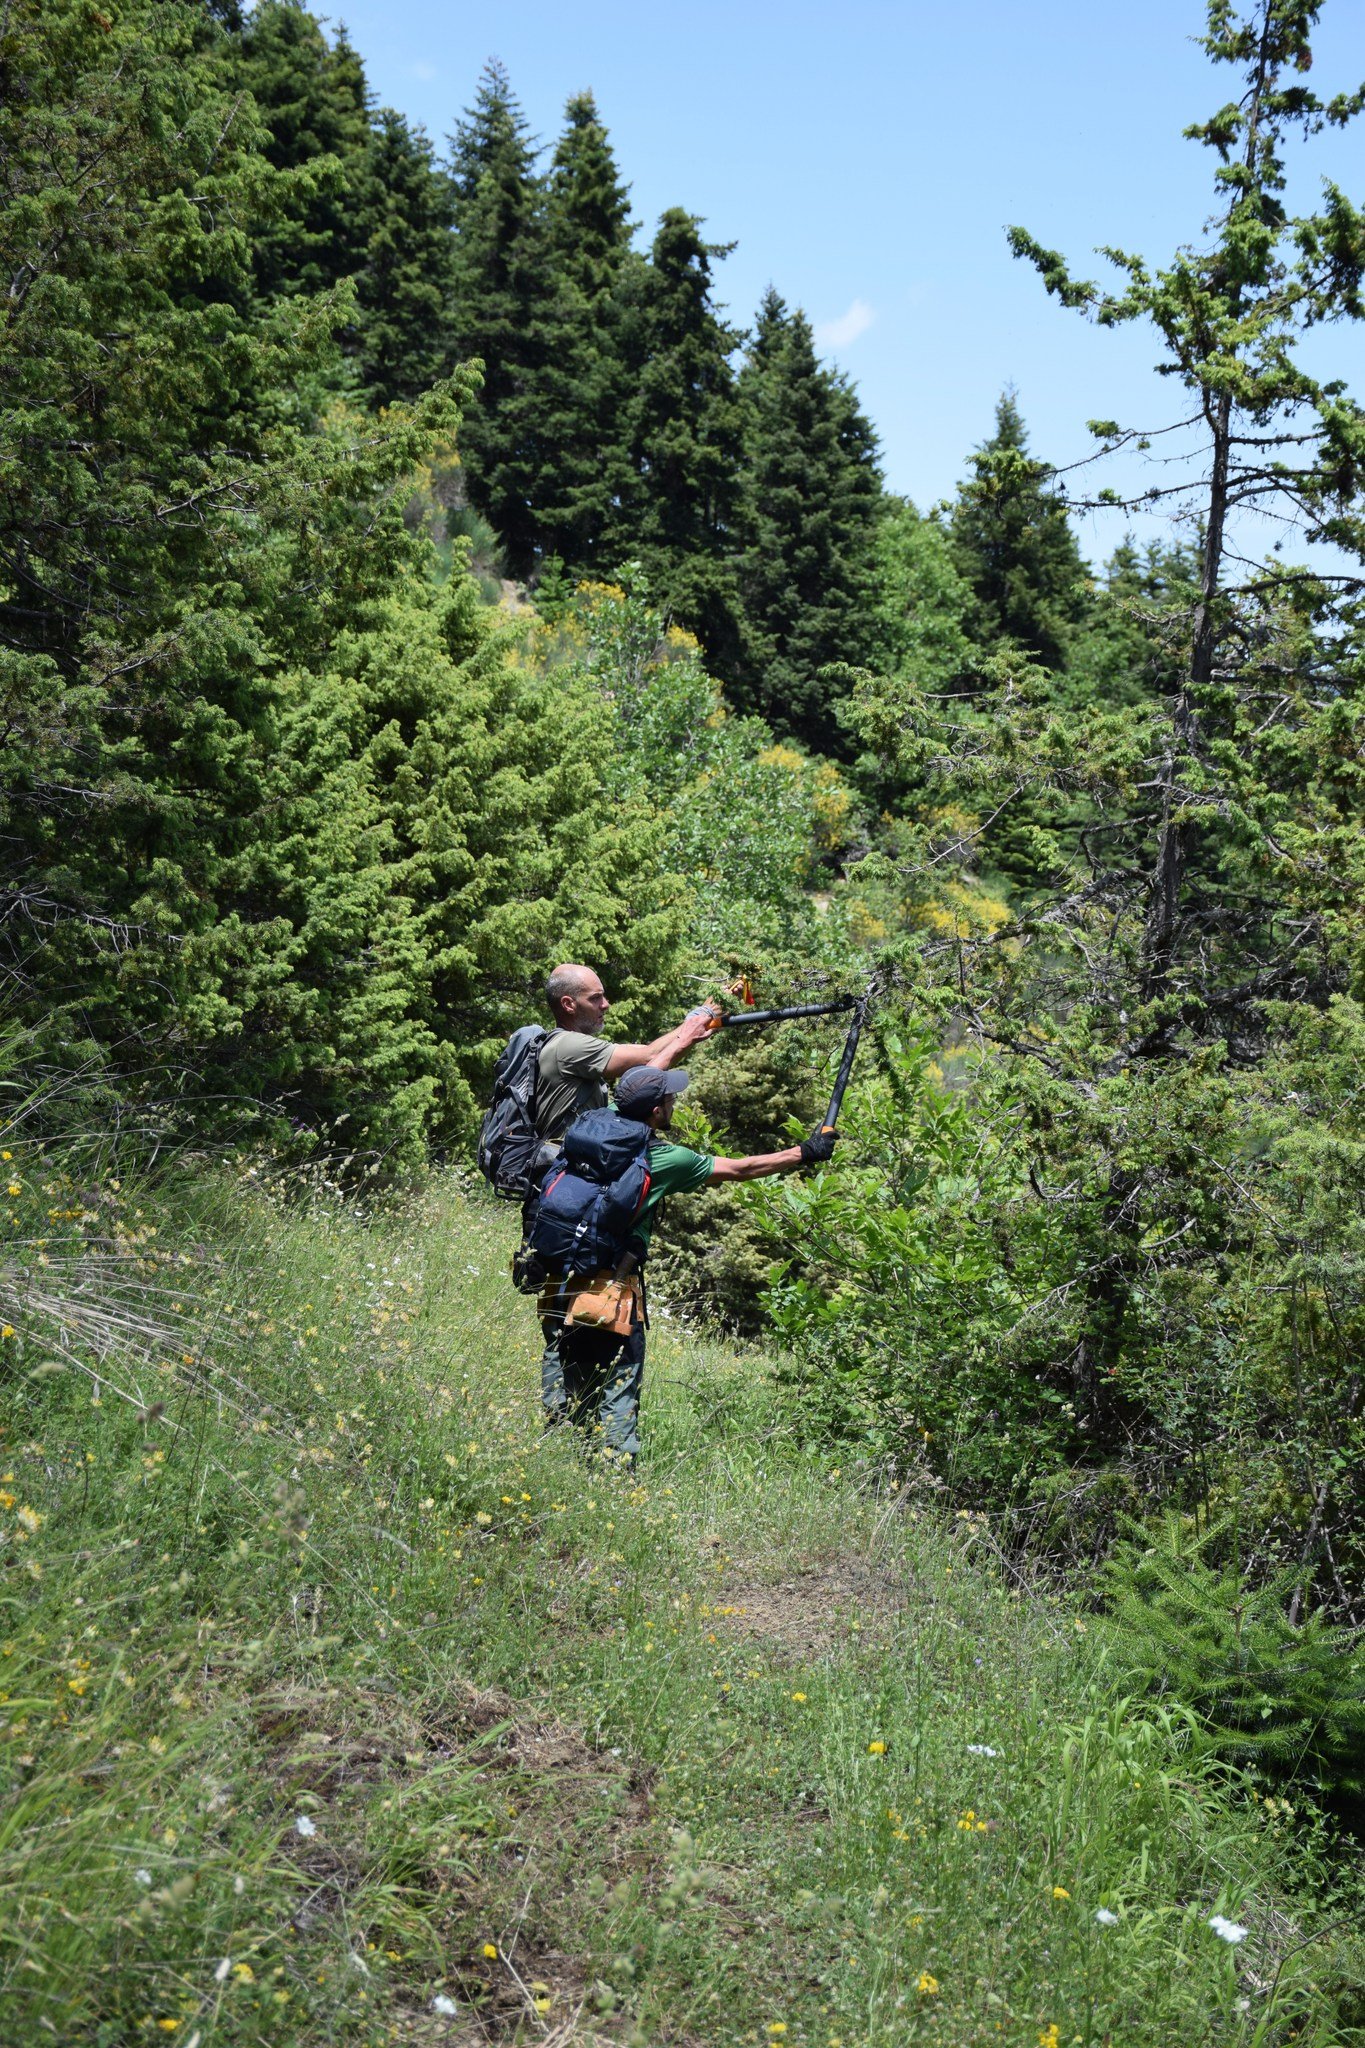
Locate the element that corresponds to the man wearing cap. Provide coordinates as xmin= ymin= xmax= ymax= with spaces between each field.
xmin=533 ymin=965 xmax=717 ymax=1425
xmin=556 ymin=1065 xmax=838 ymax=1463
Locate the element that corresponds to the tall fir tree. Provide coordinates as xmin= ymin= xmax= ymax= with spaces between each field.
xmin=732 ymin=288 xmax=882 ymax=749
xmin=950 ymin=390 xmax=1090 ymax=670
xmin=530 ymin=91 xmax=636 ymax=569
xmin=237 ymin=0 xmax=372 ymax=301
xmin=610 ymin=208 xmax=745 ymax=673
xmin=355 ymin=109 xmax=456 ymax=408
xmin=446 ymin=59 xmax=548 ymax=576
xmin=545 ymin=90 xmax=632 ymax=299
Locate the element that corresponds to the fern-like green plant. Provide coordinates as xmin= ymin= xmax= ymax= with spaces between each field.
xmin=1102 ymin=1514 xmax=1365 ymax=1795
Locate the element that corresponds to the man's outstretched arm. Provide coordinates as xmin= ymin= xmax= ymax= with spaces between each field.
xmin=706 ymin=1128 xmax=838 ymax=1184
xmin=602 ymin=1005 xmax=719 ymax=1078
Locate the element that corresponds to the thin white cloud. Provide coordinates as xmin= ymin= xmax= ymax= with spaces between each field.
xmin=411 ymin=61 xmax=437 ymax=81
xmin=815 ymin=298 xmax=875 ymax=350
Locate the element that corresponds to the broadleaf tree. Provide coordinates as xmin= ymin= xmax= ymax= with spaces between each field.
xmin=831 ymin=0 xmax=1365 ymax=1608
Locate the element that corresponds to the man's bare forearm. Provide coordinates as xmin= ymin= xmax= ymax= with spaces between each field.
xmin=706 ymin=1146 xmax=804 ymax=1185
xmin=603 ymin=1010 xmax=715 ymax=1078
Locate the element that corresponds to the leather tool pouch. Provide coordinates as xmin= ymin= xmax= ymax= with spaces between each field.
xmin=564 ymin=1274 xmax=640 ymax=1337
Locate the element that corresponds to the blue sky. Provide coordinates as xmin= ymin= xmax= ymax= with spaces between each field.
xmin=330 ymin=0 xmax=1363 ymax=561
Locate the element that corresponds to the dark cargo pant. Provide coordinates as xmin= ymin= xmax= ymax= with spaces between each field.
xmin=560 ymin=1319 xmax=646 ymax=1463
xmin=540 ymin=1311 xmax=567 ymax=1421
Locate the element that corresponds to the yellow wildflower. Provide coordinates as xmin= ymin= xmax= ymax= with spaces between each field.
xmin=916 ymin=1971 xmax=940 ymax=1995
xmin=866 ymin=1740 xmax=886 ymax=1755
xmin=768 ymin=2026 xmax=788 ymax=2039
xmin=481 ymin=1943 xmax=498 ymax=1960
xmin=1051 ymin=1885 xmax=1070 ymax=1901
xmin=16 ymin=1506 xmax=41 ymax=1533
xmin=232 ymin=1963 xmax=255 ymax=1983
xmin=790 ymin=1691 xmax=808 ymax=1703
xmin=1039 ymin=2027 xmax=1061 ymax=2048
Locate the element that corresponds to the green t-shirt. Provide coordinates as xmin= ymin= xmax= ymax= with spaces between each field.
xmin=636 ymin=1139 xmax=715 ymax=1248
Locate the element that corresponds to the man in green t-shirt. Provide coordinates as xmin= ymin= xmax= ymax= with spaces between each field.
xmin=555 ymin=1064 xmax=838 ymax=1464
xmin=533 ymin=964 xmax=717 ymax=1422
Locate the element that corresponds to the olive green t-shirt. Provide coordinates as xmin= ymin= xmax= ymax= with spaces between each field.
xmin=535 ymin=1030 xmax=613 ymax=1145
xmin=636 ymin=1139 xmax=715 ymax=1248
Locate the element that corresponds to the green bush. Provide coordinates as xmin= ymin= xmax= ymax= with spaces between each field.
xmin=1102 ymin=1515 xmax=1365 ymax=1796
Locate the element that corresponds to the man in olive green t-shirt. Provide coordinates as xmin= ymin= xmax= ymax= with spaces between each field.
xmin=554 ymin=1064 xmax=838 ymax=1463
xmin=532 ymin=964 xmax=717 ymax=1421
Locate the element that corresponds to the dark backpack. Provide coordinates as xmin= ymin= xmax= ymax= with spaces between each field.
xmin=527 ymin=1109 xmax=652 ymax=1280
xmin=478 ymin=1025 xmax=559 ymax=1199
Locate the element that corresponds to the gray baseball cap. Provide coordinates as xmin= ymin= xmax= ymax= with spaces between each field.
xmin=614 ymin=1066 xmax=690 ymax=1119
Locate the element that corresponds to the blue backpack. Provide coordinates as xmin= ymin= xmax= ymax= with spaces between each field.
xmin=528 ymin=1109 xmax=652 ymax=1280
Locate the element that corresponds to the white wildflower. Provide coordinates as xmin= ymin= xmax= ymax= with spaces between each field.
xmin=1208 ymin=1914 xmax=1249 ymax=1944
xmin=134 ymin=1868 xmax=153 ymax=1887
xmin=432 ymin=1993 xmax=458 ymax=2015
xmin=294 ymin=1813 xmax=317 ymax=1837
xmin=1094 ymin=1907 xmax=1119 ymax=1926
xmin=966 ymin=1743 xmax=1001 ymax=1757
xmin=214 ymin=1958 xmax=232 ymax=1983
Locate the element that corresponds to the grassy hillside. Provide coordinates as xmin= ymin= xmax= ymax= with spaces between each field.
xmin=1 ymin=1157 xmax=1361 ymax=2045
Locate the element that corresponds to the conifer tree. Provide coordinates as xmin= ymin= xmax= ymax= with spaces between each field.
xmin=950 ymin=390 xmax=1090 ymax=670
xmin=732 ymin=288 xmax=882 ymax=749
xmin=545 ymin=90 xmax=632 ymax=298
xmin=446 ymin=59 xmax=548 ymax=576
xmin=237 ymin=0 xmax=372 ymax=300
xmin=530 ymin=91 xmax=636 ymax=569
xmin=610 ymin=208 xmax=745 ymax=672
xmin=0 ymin=0 xmax=680 ymax=1162
xmin=355 ymin=109 xmax=457 ymax=408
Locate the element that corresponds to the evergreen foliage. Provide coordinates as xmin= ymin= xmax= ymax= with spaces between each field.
xmin=0 ymin=0 xmax=684 ymax=1167
xmin=545 ymin=89 xmax=633 ymax=299
xmin=731 ymin=290 xmax=882 ymax=751
xmin=608 ymin=211 xmax=747 ymax=672
xmin=355 ymin=109 xmax=456 ymax=408
xmin=237 ymin=0 xmax=372 ymax=302
xmin=792 ymin=1 xmax=1365 ymax=1645
xmin=532 ymin=93 xmax=636 ymax=569
xmin=1065 ymin=536 xmax=1202 ymax=709
xmin=1103 ymin=1516 xmax=1365 ymax=1792
xmin=445 ymin=60 xmax=547 ymax=574
xmin=950 ymin=391 xmax=1091 ymax=670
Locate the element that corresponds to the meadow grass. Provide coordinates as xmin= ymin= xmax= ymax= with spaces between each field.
xmin=1 ymin=1151 xmax=1361 ymax=2045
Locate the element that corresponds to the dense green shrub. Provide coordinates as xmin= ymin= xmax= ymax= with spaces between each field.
xmin=0 ymin=0 xmax=684 ymax=1167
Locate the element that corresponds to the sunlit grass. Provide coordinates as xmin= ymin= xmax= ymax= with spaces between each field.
xmin=1 ymin=1153 xmax=1360 ymax=2044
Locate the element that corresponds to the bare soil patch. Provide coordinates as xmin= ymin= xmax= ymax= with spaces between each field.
xmin=711 ymin=1555 xmax=911 ymax=1660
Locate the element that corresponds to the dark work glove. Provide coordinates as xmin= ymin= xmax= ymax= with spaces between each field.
xmin=799 ymin=1126 xmax=839 ymax=1167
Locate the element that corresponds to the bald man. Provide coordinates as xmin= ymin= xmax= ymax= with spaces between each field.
xmin=532 ymin=965 xmax=716 ymax=1424
xmin=535 ymin=964 xmax=715 ymax=1152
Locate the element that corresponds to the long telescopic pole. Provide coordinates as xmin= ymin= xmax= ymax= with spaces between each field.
xmin=717 ymin=997 xmax=855 ymax=1029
